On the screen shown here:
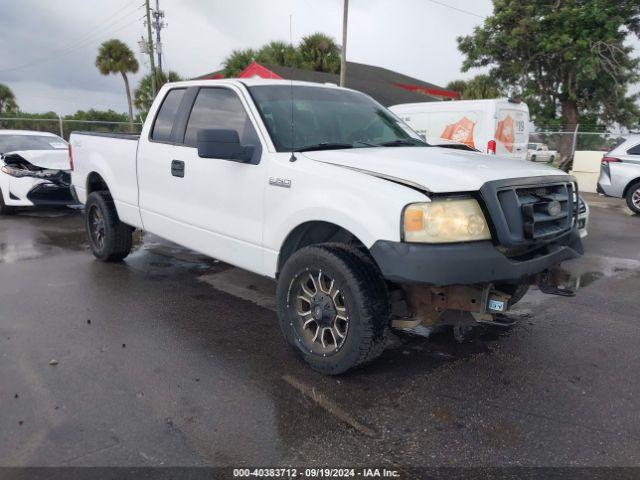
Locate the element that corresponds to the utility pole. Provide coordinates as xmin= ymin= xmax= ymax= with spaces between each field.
xmin=144 ymin=0 xmax=157 ymax=95
xmin=340 ymin=0 xmax=349 ymax=87
xmin=152 ymin=0 xmax=165 ymax=76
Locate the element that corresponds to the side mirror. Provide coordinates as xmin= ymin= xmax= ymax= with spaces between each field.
xmin=196 ymin=129 xmax=254 ymax=163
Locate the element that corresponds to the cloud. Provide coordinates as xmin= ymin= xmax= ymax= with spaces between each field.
xmin=0 ymin=0 xmax=574 ymax=116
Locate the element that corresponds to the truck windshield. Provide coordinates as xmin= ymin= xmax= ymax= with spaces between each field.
xmin=248 ymin=85 xmax=427 ymax=152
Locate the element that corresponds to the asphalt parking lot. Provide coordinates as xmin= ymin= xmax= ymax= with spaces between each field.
xmin=1 ymin=193 xmax=639 ymax=468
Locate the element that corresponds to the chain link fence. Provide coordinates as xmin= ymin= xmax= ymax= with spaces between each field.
xmin=0 ymin=117 xmax=143 ymax=140
xmin=0 ymin=117 xmax=628 ymax=157
xmin=530 ymin=131 xmax=625 ymax=155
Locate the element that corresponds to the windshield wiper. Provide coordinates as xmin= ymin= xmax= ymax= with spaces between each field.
xmin=294 ymin=142 xmax=355 ymax=152
xmin=378 ymin=139 xmax=428 ymax=147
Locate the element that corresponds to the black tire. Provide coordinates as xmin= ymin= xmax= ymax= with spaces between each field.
xmin=0 ymin=187 xmax=16 ymax=215
xmin=530 ymin=154 xmax=537 ymax=162
xmin=625 ymin=182 xmax=640 ymax=214
xmin=277 ymin=244 xmax=390 ymax=375
xmin=549 ymin=155 xmax=555 ymax=163
xmin=85 ymin=191 xmax=133 ymax=262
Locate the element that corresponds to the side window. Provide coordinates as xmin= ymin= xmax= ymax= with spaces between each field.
xmin=151 ymin=88 xmax=186 ymax=142
xmin=627 ymin=143 xmax=640 ymax=155
xmin=184 ymin=88 xmax=257 ymax=148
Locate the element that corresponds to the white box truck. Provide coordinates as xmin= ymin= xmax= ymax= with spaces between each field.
xmin=390 ymin=98 xmax=530 ymax=160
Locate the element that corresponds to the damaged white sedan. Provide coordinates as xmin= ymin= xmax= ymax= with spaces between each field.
xmin=0 ymin=130 xmax=75 ymax=214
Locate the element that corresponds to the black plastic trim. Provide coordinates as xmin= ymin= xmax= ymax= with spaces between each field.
xmin=26 ymin=184 xmax=74 ymax=206
xmin=370 ymin=229 xmax=583 ymax=286
xmin=479 ymin=175 xmax=578 ymax=248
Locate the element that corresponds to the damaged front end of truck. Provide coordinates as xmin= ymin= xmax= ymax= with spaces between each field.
xmin=371 ymin=176 xmax=586 ymax=340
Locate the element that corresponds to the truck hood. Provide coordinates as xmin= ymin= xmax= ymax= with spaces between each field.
xmin=2 ymin=149 xmax=69 ymax=171
xmin=302 ymin=147 xmax=567 ymax=193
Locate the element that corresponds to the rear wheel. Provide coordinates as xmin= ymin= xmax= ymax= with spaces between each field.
xmin=0 ymin=187 xmax=16 ymax=215
xmin=625 ymin=182 xmax=640 ymax=214
xmin=277 ymin=244 xmax=389 ymax=375
xmin=85 ymin=191 xmax=133 ymax=262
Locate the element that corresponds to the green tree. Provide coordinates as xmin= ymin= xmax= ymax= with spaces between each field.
xmin=462 ymin=74 xmax=503 ymax=100
xmin=445 ymin=79 xmax=468 ymax=98
xmin=95 ymin=39 xmax=139 ymax=132
xmin=0 ymin=83 xmax=18 ymax=115
xmin=222 ymin=48 xmax=257 ymax=77
xmin=298 ymin=32 xmax=340 ymax=73
xmin=257 ymin=41 xmax=300 ymax=68
xmin=446 ymin=75 xmax=503 ymax=100
xmin=134 ymin=70 xmax=182 ymax=116
xmin=62 ymin=109 xmax=132 ymax=137
xmin=458 ymin=0 xmax=640 ymax=161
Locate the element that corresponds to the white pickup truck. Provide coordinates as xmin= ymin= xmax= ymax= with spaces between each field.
xmin=70 ymin=79 xmax=585 ymax=374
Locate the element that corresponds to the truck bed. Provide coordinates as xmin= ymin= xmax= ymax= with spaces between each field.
xmin=70 ymin=130 xmax=142 ymax=229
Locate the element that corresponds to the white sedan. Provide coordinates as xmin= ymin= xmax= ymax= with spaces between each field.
xmin=0 ymin=130 xmax=74 ymax=214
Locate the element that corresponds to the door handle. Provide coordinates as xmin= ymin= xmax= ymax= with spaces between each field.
xmin=171 ymin=160 xmax=185 ymax=178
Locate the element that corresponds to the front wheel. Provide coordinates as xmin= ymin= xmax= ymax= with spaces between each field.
xmin=626 ymin=182 xmax=640 ymax=214
xmin=276 ymin=244 xmax=389 ymax=375
xmin=85 ymin=191 xmax=133 ymax=262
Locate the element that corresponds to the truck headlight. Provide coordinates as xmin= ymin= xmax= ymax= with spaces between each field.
xmin=402 ymin=198 xmax=491 ymax=243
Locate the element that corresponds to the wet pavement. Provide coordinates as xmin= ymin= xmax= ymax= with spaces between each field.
xmin=1 ymin=194 xmax=639 ymax=468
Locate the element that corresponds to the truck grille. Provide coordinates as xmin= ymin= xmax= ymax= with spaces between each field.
xmin=481 ymin=177 xmax=579 ymax=247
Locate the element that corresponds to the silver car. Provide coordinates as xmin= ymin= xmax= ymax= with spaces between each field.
xmin=597 ymin=135 xmax=640 ymax=214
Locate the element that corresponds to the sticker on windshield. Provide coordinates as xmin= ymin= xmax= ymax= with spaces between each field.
xmin=49 ymin=142 xmax=67 ymax=149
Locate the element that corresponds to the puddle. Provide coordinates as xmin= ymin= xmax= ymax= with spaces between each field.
xmin=0 ymin=241 xmax=51 ymax=263
xmin=575 ymin=271 xmax=605 ymax=288
xmin=38 ymin=229 xmax=88 ymax=251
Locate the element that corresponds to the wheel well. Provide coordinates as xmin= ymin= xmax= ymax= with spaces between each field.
xmin=86 ymin=172 xmax=109 ymax=195
xmin=623 ymin=177 xmax=640 ymax=197
xmin=277 ymin=221 xmax=369 ymax=275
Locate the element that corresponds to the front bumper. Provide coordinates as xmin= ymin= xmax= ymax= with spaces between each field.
xmin=370 ymin=230 xmax=583 ymax=286
xmin=26 ymin=183 xmax=75 ymax=206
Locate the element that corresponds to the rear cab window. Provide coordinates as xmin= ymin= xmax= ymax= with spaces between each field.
xmin=151 ymin=88 xmax=186 ymax=142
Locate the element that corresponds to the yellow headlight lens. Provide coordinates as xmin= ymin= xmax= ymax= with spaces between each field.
xmin=403 ymin=198 xmax=491 ymax=243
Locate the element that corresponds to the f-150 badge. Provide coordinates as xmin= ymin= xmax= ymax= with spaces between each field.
xmin=269 ymin=177 xmax=291 ymax=188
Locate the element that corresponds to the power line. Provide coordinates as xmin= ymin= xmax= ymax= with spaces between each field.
xmin=424 ymin=0 xmax=485 ymax=19
xmin=0 ymin=3 xmax=143 ymax=74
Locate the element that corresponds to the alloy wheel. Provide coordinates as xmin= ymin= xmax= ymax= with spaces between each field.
xmin=633 ymin=188 xmax=640 ymax=210
xmin=88 ymin=205 xmax=106 ymax=250
xmin=291 ymin=269 xmax=349 ymax=355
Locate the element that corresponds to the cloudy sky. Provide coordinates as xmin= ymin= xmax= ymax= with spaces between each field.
xmin=0 ymin=0 xmax=497 ymax=115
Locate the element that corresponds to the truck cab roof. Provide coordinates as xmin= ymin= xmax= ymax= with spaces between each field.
xmin=162 ymin=78 xmax=344 ymax=90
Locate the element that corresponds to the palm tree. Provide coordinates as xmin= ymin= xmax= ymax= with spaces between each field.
xmin=95 ymin=39 xmax=139 ymax=132
xmin=257 ymin=41 xmax=300 ymax=68
xmin=298 ymin=33 xmax=340 ymax=73
xmin=446 ymin=75 xmax=503 ymax=100
xmin=445 ymin=79 xmax=468 ymax=99
xmin=134 ymin=70 xmax=182 ymax=116
xmin=0 ymin=83 xmax=18 ymax=115
xmin=222 ymin=48 xmax=257 ymax=77
xmin=463 ymin=75 xmax=502 ymax=99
